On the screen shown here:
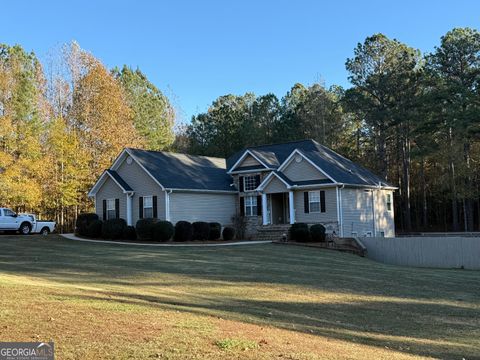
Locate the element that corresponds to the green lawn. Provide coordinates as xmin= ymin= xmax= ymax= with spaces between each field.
xmin=0 ymin=235 xmax=479 ymax=359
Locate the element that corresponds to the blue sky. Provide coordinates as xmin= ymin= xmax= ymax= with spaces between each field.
xmin=1 ymin=0 xmax=479 ymax=122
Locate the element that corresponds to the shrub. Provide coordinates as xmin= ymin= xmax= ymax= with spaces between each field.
xmin=231 ymin=214 xmax=247 ymax=240
xmin=222 ymin=226 xmax=235 ymax=241
xmin=75 ymin=213 xmax=99 ymax=236
xmin=123 ymin=226 xmax=137 ymax=241
xmin=102 ymin=218 xmax=127 ymax=240
xmin=310 ymin=224 xmax=326 ymax=242
xmin=136 ymin=218 xmax=158 ymax=240
xmin=85 ymin=219 xmax=103 ymax=238
xmin=153 ymin=221 xmax=174 ymax=242
xmin=174 ymin=221 xmax=193 ymax=242
xmin=289 ymin=223 xmax=310 ymax=242
xmin=192 ymin=221 xmax=210 ymax=241
xmin=208 ymin=222 xmax=221 ymax=240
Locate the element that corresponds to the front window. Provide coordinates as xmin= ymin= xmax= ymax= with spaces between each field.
xmin=143 ymin=196 xmax=153 ymax=218
xmin=245 ymin=196 xmax=258 ymax=216
xmin=106 ymin=199 xmax=116 ymax=220
xmin=309 ymin=191 xmax=321 ymax=213
xmin=244 ymin=176 xmax=258 ymax=191
xmin=386 ymin=193 xmax=392 ymax=211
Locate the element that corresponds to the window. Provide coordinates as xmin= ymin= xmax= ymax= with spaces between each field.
xmin=245 ymin=196 xmax=258 ymax=216
xmin=243 ymin=176 xmax=258 ymax=191
xmin=143 ymin=196 xmax=153 ymax=218
xmin=386 ymin=193 xmax=392 ymax=211
xmin=106 ymin=199 xmax=116 ymax=220
xmin=308 ymin=191 xmax=326 ymax=213
xmin=3 ymin=209 xmax=15 ymax=217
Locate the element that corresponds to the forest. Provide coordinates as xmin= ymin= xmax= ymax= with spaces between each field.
xmin=1 ymin=27 xmax=479 ymax=233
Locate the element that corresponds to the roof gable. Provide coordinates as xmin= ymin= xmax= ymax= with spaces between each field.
xmin=88 ymin=169 xmax=133 ymax=196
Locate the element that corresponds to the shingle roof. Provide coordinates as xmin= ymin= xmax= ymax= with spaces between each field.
xmin=227 ymin=140 xmax=392 ymax=187
xmin=127 ymin=148 xmax=235 ymax=192
xmin=106 ymin=169 xmax=133 ymax=191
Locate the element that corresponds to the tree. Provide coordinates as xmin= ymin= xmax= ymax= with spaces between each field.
xmin=344 ymin=34 xmax=422 ymax=230
xmin=113 ymin=65 xmax=175 ymax=150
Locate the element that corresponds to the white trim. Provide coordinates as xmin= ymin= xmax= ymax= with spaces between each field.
xmin=164 ymin=188 xmax=237 ymax=194
xmin=229 ymin=168 xmax=272 ymax=174
xmin=165 ymin=189 xmax=172 ymax=221
xmin=126 ymin=193 xmax=133 ymax=226
xmin=288 ymin=191 xmax=295 ymax=224
xmin=262 ymin=193 xmax=268 ymax=225
xmin=339 ymin=186 xmax=344 ymax=237
xmin=277 ymin=149 xmax=338 ymax=183
xmin=372 ymin=189 xmax=376 ymax=237
xmin=88 ymin=170 xmax=132 ymax=197
xmin=257 ymin=172 xmax=291 ymax=191
xmin=227 ymin=149 xmax=272 ymax=173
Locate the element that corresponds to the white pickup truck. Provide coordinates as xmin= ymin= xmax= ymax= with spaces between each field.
xmin=0 ymin=208 xmax=56 ymax=235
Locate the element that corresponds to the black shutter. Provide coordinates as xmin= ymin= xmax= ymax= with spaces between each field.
xmin=153 ymin=196 xmax=158 ymax=218
xmin=304 ymin=192 xmax=309 ymax=213
xmin=240 ymin=197 xmax=245 ymax=216
xmin=320 ymin=191 xmax=326 ymax=212
xmin=102 ymin=199 xmax=107 ymax=220
xmin=239 ymin=176 xmax=244 ymax=192
xmin=257 ymin=195 xmax=262 ymax=216
xmin=254 ymin=175 xmax=261 ymax=188
xmin=115 ymin=199 xmax=120 ymax=219
xmin=139 ymin=196 xmax=144 ymax=219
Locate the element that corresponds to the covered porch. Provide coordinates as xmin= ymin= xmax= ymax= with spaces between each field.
xmin=258 ymin=172 xmax=296 ymax=225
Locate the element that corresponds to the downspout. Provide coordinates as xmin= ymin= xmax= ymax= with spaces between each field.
xmin=339 ymin=184 xmax=344 ymax=237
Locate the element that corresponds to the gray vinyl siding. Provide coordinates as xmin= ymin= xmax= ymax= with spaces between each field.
xmin=294 ymin=188 xmax=338 ymax=223
xmin=263 ymin=176 xmax=288 ymax=194
xmin=282 ymin=157 xmax=327 ymax=181
xmin=116 ymin=157 xmax=165 ymax=224
xmin=95 ymin=177 xmax=126 ymax=220
xmin=373 ymin=189 xmax=395 ymax=237
xmin=238 ymin=154 xmax=262 ymax=167
xmin=341 ymin=188 xmax=375 ymax=237
xmin=169 ymin=192 xmax=236 ymax=225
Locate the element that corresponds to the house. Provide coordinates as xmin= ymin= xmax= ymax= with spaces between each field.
xmin=88 ymin=139 xmax=396 ymax=237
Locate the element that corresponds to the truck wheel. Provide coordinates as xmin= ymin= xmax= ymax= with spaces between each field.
xmin=20 ymin=222 xmax=31 ymax=235
xmin=40 ymin=227 xmax=50 ymax=236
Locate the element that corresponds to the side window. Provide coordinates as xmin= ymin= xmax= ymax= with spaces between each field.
xmin=143 ymin=196 xmax=153 ymax=218
xmin=386 ymin=193 xmax=392 ymax=211
xmin=4 ymin=209 xmax=15 ymax=217
xmin=308 ymin=191 xmax=320 ymax=213
xmin=106 ymin=199 xmax=116 ymax=220
xmin=244 ymin=196 xmax=258 ymax=216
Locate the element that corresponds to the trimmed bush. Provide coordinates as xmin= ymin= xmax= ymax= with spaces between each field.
xmin=123 ymin=225 xmax=137 ymax=241
xmin=85 ymin=219 xmax=103 ymax=238
xmin=136 ymin=218 xmax=158 ymax=240
xmin=208 ymin=222 xmax=221 ymax=240
xmin=289 ymin=223 xmax=310 ymax=242
xmin=222 ymin=226 xmax=235 ymax=241
xmin=102 ymin=218 xmax=127 ymax=240
xmin=174 ymin=221 xmax=193 ymax=242
xmin=75 ymin=213 xmax=99 ymax=236
xmin=310 ymin=224 xmax=326 ymax=242
xmin=192 ymin=221 xmax=210 ymax=241
xmin=153 ymin=221 xmax=174 ymax=242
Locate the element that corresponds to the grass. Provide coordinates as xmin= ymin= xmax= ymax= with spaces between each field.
xmin=0 ymin=235 xmax=478 ymax=359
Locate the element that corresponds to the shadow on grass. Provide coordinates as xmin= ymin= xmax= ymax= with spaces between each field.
xmin=63 ymin=290 xmax=478 ymax=359
xmin=1 ymin=235 xmax=479 ymax=358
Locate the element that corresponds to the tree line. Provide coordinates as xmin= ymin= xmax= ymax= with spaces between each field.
xmin=177 ymin=28 xmax=480 ymax=233
xmin=1 ymin=28 xmax=479 ymax=233
xmin=0 ymin=42 xmax=175 ymax=231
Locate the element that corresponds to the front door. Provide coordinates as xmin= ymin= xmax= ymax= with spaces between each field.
xmin=270 ymin=193 xmax=289 ymax=224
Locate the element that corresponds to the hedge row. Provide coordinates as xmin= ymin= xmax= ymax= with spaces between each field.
xmin=75 ymin=214 xmax=235 ymax=242
xmin=289 ymin=223 xmax=326 ymax=242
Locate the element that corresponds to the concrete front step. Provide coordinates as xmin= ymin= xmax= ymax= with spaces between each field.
xmin=256 ymin=225 xmax=290 ymax=241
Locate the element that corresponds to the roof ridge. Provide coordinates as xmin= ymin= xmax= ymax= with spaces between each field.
xmin=127 ymin=148 xmax=226 ymax=162
xmin=243 ymin=139 xmax=316 ymax=150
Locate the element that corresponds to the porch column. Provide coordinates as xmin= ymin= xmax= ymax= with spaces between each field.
xmin=262 ymin=193 xmax=268 ymax=225
xmin=126 ymin=193 xmax=133 ymax=226
xmin=288 ymin=191 xmax=295 ymax=224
